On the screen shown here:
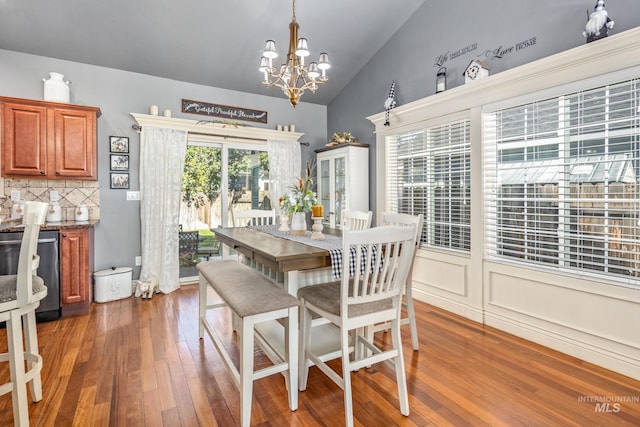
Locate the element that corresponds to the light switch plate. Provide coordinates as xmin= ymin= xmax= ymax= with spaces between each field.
xmin=126 ymin=191 xmax=140 ymax=201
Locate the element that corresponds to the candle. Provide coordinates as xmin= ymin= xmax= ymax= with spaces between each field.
xmin=149 ymin=105 xmax=159 ymax=116
xmin=311 ymin=205 xmax=323 ymax=218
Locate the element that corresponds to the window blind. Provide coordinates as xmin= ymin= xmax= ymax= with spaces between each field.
xmin=484 ymin=78 xmax=640 ymax=284
xmin=386 ymin=119 xmax=471 ymax=251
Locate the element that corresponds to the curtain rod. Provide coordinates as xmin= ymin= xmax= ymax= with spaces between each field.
xmin=131 ymin=124 xmax=309 ymax=146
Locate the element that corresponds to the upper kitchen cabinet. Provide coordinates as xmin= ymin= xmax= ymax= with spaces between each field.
xmin=1 ymin=97 xmax=101 ymax=180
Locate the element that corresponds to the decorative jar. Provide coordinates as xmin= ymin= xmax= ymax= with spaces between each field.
xmin=43 ymin=72 xmax=71 ymax=103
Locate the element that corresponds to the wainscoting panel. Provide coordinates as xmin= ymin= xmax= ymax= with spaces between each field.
xmin=484 ymin=262 xmax=640 ymax=379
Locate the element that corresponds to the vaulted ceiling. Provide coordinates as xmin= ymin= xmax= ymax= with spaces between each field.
xmin=0 ymin=0 xmax=426 ymax=105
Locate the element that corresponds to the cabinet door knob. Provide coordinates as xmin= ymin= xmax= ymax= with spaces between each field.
xmin=40 ymin=170 xmax=46 ymax=175
xmin=55 ymin=171 xmax=60 ymax=175
xmin=62 ymin=233 xmax=67 ymax=237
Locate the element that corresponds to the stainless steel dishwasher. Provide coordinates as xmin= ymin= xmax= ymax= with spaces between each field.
xmin=0 ymin=230 xmax=61 ymax=321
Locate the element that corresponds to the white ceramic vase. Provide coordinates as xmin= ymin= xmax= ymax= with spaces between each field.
xmin=290 ymin=212 xmax=307 ymax=235
xmin=43 ymin=72 xmax=71 ymax=103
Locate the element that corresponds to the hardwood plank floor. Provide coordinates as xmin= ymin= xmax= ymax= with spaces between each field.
xmin=1 ymin=283 xmax=639 ymax=426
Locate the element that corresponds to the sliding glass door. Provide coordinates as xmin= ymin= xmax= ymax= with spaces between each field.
xmin=178 ymin=139 xmax=270 ymax=280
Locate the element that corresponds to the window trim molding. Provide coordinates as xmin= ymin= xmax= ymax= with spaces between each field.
xmin=131 ymin=113 xmax=303 ymax=144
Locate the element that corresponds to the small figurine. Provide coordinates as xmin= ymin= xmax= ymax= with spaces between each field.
xmin=583 ymin=0 xmax=614 ymax=43
xmin=384 ymin=80 xmax=396 ymax=127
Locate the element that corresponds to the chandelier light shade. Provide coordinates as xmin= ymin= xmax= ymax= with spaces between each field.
xmin=259 ymin=0 xmax=330 ymax=107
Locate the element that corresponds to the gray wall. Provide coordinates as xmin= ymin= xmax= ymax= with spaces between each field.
xmin=327 ymin=0 xmax=640 ymax=213
xmin=0 ymin=50 xmax=327 ymax=276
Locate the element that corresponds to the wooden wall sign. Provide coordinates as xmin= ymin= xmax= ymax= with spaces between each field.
xmin=181 ymin=99 xmax=268 ymax=124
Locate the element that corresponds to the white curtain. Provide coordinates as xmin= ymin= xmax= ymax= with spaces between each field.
xmin=267 ymin=139 xmax=301 ymax=216
xmin=139 ymin=126 xmax=188 ymax=293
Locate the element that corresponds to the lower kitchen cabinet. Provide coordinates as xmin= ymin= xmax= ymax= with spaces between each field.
xmin=60 ymin=228 xmax=93 ymax=316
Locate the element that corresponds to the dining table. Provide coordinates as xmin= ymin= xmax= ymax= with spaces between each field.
xmin=213 ymin=225 xmax=342 ymax=296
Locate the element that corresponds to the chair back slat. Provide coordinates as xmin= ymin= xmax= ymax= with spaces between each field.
xmin=232 ymin=209 xmax=276 ymax=227
xmin=15 ymin=201 xmax=48 ymax=306
xmin=341 ymin=226 xmax=416 ymax=310
xmin=341 ymin=210 xmax=372 ymax=231
xmin=380 ymin=212 xmax=424 ymax=280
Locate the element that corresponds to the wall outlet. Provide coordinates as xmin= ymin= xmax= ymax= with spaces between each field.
xmin=135 ymin=256 xmax=142 ymax=266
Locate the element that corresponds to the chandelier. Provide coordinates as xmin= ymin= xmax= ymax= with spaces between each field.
xmin=259 ymin=0 xmax=330 ymax=107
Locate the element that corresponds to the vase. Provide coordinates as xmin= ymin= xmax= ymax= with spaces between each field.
xmin=290 ymin=212 xmax=307 ymax=235
xmin=43 ymin=72 xmax=71 ymax=103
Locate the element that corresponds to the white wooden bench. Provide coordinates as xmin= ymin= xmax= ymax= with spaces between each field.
xmin=197 ymin=260 xmax=299 ymax=427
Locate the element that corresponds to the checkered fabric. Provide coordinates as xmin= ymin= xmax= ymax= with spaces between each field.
xmin=329 ymin=246 xmax=379 ymax=279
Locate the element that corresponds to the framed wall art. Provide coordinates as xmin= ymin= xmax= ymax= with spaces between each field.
xmin=110 ymin=154 xmax=129 ymax=171
xmin=110 ymin=136 xmax=129 ymax=153
xmin=110 ymin=172 xmax=130 ymax=189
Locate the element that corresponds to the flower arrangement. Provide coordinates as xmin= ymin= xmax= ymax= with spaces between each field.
xmin=279 ymin=161 xmax=318 ymax=214
xmin=329 ymin=132 xmax=358 ymax=145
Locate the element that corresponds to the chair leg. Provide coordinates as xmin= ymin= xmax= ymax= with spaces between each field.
xmin=198 ymin=276 xmax=206 ymax=339
xmin=298 ymin=303 xmax=311 ymax=391
xmin=286 ymin=306 xmax=298 ymax=411
xmin=405 ymin=282 xmax=419 ymax=351
xmin=341 ymin=327 xmax=354 ymax=427
xmin=7 ymin=311 xmax=30 ymax=427
xmin=239 ymin=316 xmax=254 ymax=427
xmin=391 ymin=317 xmax=410 ymax=416
xmin=23 ymin=310 xmax=42 ymax=402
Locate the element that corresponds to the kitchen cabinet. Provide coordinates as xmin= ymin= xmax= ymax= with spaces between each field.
xmin=60 ymin=228 xmax=93 ymax=316
xmin=315 ymin=143 xmax=369 ymax=228
xmin=1 ymin=96 xmax=100 ymax=180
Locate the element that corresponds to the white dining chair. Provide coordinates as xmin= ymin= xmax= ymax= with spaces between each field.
xmin=375 ymin=212 xmax=424 ymax=350
xmin=232 ymin=209 xmax=276 ymax=227
xmin=298 ymin=225 xmax=417 ymax=427
xmin=0 ymin=201 xmax=48 ymax=427
xmin=341 ymin=210 xmax=372 ymax=230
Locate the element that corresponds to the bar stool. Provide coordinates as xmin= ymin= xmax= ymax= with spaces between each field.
xmin=0 ymin=201 xmax=48 ymax=427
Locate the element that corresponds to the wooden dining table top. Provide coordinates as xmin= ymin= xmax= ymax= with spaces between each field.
xmin=214 ymin=226 xmax=341 ymax=273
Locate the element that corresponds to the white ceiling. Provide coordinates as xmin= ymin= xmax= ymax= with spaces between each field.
xmin=0 ymin=0 xmax=426 ymax=105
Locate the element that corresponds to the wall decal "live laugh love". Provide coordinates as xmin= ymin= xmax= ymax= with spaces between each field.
xmin=181 ymin=99 xmax=268 ymax=124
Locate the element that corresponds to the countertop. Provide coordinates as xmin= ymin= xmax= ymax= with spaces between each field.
xmin=0 ymin=219 xmax=99 ymax=233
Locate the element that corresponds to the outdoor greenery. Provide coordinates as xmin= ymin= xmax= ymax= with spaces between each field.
xmin=181 ymin=146 xmax=269 ymax=208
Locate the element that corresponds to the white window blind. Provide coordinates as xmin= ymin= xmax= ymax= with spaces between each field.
xmin=485 ymin=78 xmax=640 ymax=284
xmin=386 ymin=119 xmax=471 ymax=251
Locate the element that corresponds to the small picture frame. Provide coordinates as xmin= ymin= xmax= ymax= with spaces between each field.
xmin=110 ymin=154 xmax=129 ymax=171
xmin=110 ymin=136 xmax=129 ymax=153
xmin=110 ymin=172 xmax=130 ymax=189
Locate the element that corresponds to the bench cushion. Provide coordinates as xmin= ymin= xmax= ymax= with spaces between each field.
xmin=197 ymin=260 xmax=298 ymax=318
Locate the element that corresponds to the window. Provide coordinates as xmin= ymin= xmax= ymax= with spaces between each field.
xmin=485 ymin=78 xmax=640 ymax=283
xmin=386 ymin=119 xmax=471 ymax=251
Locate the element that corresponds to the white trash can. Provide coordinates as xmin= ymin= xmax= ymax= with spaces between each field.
xmin=94 ymin=267 xmax=133 ymax=303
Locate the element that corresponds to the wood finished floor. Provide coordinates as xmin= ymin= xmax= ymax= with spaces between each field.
xmin=1 ymin=283 xmax=639 ymax=426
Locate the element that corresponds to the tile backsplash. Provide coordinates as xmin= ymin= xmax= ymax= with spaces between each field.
xmin=1 ymin=178 xmax=100 ymax=221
